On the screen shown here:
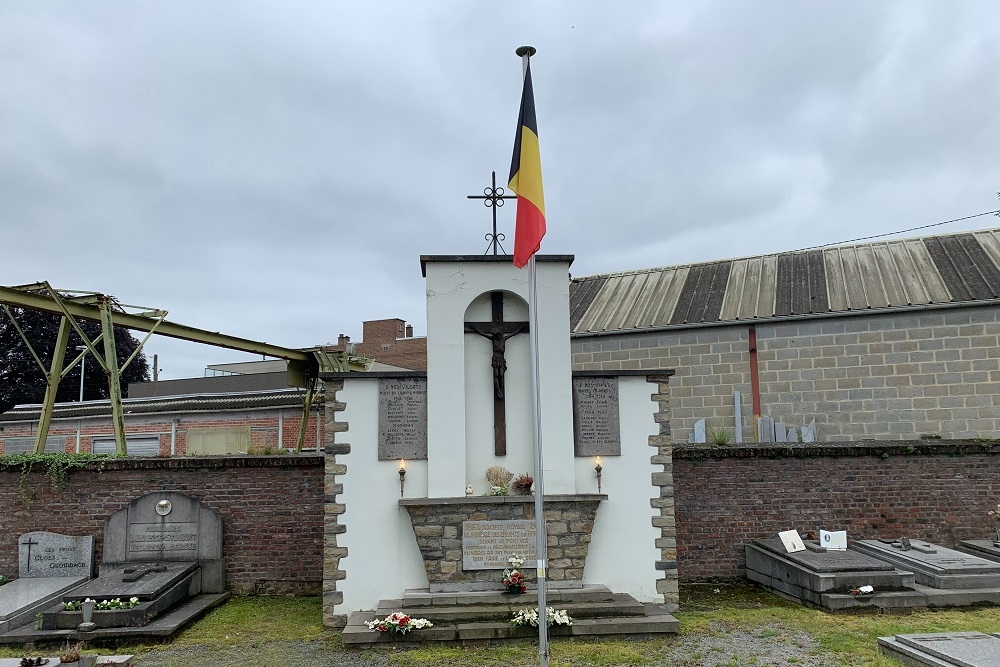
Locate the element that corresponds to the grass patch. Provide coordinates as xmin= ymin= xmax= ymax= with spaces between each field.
xmin=3 ymin=586 xmax=1000 ymax=666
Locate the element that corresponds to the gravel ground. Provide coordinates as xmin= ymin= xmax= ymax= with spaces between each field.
xmin=133 ymin=623 xmax=839 ymax=667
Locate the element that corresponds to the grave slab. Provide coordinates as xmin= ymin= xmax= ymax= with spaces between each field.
xmin=746 ymin=538 xmax=917 ymax=609
xmin=878 ymin=632 xmax=1000 ymax=667
xmin=0 ymin=577 xmax=88 ymax=633
xmin=955 ymin=540 xmax=1000 ymax=563
xmin=65 ymin=562 xmax=198 ymax=602
xmin=854 ymin=540 xmax=1000 ymax=589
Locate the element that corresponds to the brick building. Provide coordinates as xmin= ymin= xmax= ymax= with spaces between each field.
xmin=326 ymin=318 xmax=426 ymax=371
xmin=569 ymin=227 xmax=1000 ymax=443
xmin=0 ymin=390 xmax=323 ymax=456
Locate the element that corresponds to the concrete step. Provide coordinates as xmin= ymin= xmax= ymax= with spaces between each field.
xmin=343 ymin=594 xmax=679 ymax=646
xmin=374 ymin=595 xmax=646 ymax=624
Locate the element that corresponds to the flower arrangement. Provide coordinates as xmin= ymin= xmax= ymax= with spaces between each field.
xmin=512 ymin=474 xmax=533 ymax=495
xmin=989 ymin=504 xmax=1000 ymax=522
xmin=485 ymin=466 xmax=514 ymax=495
xmin=365 ymin=612 xmax=433 ymax=635
xmin=0 ymin=575 xmax=6 ymax=587
xmin=62 ymin=597 xmax=139 ymax=611
xmin=58 ymin=642 xmax=82 ymax=665
xmin=510 ymin=607 xmax=573 ymax=627
xmin=849 ymin=585 xmax=874 ymax=596
xmin=503 ymin=555 xmax=527 ymax=594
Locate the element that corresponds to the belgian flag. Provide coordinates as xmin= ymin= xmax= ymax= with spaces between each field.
xmin=508 ymin=61 xmax=545 ymax=268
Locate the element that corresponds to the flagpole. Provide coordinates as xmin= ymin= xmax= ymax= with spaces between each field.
xmin=516 ymin=44 xmax=549 ymax=667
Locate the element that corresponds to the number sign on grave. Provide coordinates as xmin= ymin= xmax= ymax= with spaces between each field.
xmin=572 ymin=376 xmax=621 ymax=456
xmin=462 ymin=520 xmax=537 ymax=570
xmin=377 ymin=378 xmax=428 ymax=461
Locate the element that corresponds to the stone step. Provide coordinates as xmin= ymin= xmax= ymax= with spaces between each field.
xmin=400 ymin=585 xmax=616 ymax=607
xmin=343 ymin=593 xmax=680 ymax=646
xmin=343 ymin=605 xmax=679 ymax=646
xmin=374 ymin=594 xmax=646 ymax=624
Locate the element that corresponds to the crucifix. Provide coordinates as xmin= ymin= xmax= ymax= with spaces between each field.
xmin=122 ymin=563 xmax=168 ymax=582
xmin=20 ymin=537 xmax=39 ymax=572
xmin=465 ymin=292 xmax=529 ymax=456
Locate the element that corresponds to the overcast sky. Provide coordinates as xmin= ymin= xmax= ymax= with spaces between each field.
xmin=2 ymin=2 xmax=998 ymax=380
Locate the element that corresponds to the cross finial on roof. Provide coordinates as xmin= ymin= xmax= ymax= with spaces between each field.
xmin=467 ymin=171 xmax=516 ymax=255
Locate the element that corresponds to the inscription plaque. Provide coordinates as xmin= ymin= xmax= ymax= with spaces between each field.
xmin=573 ymin=377 xmax=621 ymax=456
xmin=378 ymin=378 xmax=428 ymax=460
xmin=462 ymin=520 xmax=537 ymax=570
xmin=127 ymin=522 xmax=199 ymax=557
xmin=18 ymin=531 xmax=94 ymax=579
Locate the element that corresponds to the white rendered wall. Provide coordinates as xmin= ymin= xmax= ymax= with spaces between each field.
xmin=425 ymin=258 xmax=576 ymax=496
xmin=578 ymin=376 xmax=661 ymax=601
xmin=337 ymin=378 xmax=428 ymax=612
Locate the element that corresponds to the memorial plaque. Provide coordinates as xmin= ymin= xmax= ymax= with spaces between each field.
xmin=462 ymin=520 xmax=537 ymax=570
xmin=18 ymin=532 xmax=93 ymax=579
xmin=378 ymin=378 xmax=428 ymax=460
xmin=127 ymin=522 xmax=199 ymax=559
xmin=572 ymin=377 xmax=620 ymax=456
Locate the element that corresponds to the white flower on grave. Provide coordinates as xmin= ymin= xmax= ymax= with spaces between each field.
xmin=130 ymin=597 xmax=139 ymax=604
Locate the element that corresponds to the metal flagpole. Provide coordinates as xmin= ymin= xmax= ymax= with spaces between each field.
xmin=517 ymin=45 xmax=549 ymax=667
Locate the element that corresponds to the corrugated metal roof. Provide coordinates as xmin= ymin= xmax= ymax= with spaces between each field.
xmin=570 ymin=228 xmax=1000 ymax=335
xmin=0 ymin=389 xmax=312 ymax=422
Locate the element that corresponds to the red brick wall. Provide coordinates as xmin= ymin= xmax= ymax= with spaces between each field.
xmin=0 ymin=455 xmax=324 ymax=595
xmin=674 ymin=441 xmax=1000 ymax=580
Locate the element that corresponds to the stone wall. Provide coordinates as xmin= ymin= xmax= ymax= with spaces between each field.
xmin=0 ymin=455 xmax=324 ymax=595
xmin=673 ymin=440 xmax=1000 ymax=580
xmin=399 ymin=496 xmax=602 ymax=590
xmin=572 ymin=305 xmax=1000 ymax=444
xmin=649 ymin=373 xmax=678 ymax=610
xmin=322 ymin=378 xmax=349 ymax=628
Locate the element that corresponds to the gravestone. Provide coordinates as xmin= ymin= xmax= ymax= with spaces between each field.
xmin=758 ymin=417 xmax=774 ymax=443
xmin=18 ymin=532 xmax=93 ymax=579
xmin=378 ymin=378 xmax=428 ymax=461
xmin=103 ymin=491 xmax=225 ymax=593
xmin=853 ymin=539 xmax=1000 ymax=589
xmin=693 ymin=419 xmax=706 ymax=444
xmin=956 ymin=539 xmax=1000 ymax=563
xmin=745 ymin=538 xmax=919 ymax=610
xmin=462 ymin=520 xmax=537 ymax=570
xmin=572 ymin=377 xmax=621 ymax=456
xmin=878 ymin=632 xmax=1000 ymax=667
xmin=0 ymin=532 xmax=92 ymax=633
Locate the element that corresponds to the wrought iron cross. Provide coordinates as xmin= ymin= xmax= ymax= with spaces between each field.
xmin=468 ymin=171 xmax=516 ymax=255
xmin=465 ymin=292 xmax=529 ymax=455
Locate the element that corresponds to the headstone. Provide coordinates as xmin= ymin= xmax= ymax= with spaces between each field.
xmin=878 ymin=632 xmax=1000 ymax=667
xmin=854 ymin=539 xmax=1000 ymax=589
xmin=102 ymin=492 xmax=225 ymax=593
xmin=462 ymin=520 xmax=537 ymax=570
xmin=377 ymin=378 xmax=428 ymax=461
xmin=801 ymin=418 xmax=816 ymax=442
xmin=786 ymin=427 xmax=798 ymax=443
xmin=572 ymin=377 xmax=621 ymax=456
xmin=778 ymin=530 xmax=806 ymax=553
xmin=693 ymin=419 xmax=706 ymax=444
xmin=774 ymin=421 xmax=787 ymax=442
xmin=18 ymin=532 xmax=93 ymax=579
xmin=758 ymin=417 xmax=775 ymax=443
xmin=0 ymin=533 xmax=92 ymax=633
xmin=733 ymin=391 xmax=743 ymax=443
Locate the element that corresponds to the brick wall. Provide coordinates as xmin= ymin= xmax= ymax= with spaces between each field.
xmin=572 ymin=305 xmax=1000 ymax=443
xmin=0 ymin=455 xmax=324 ymax=595
xmin=673 ymin=441 xmax=1000 ymax=580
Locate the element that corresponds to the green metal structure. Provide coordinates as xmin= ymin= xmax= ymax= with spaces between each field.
xmin=0 ymin=282 xmax=369 ymax=455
